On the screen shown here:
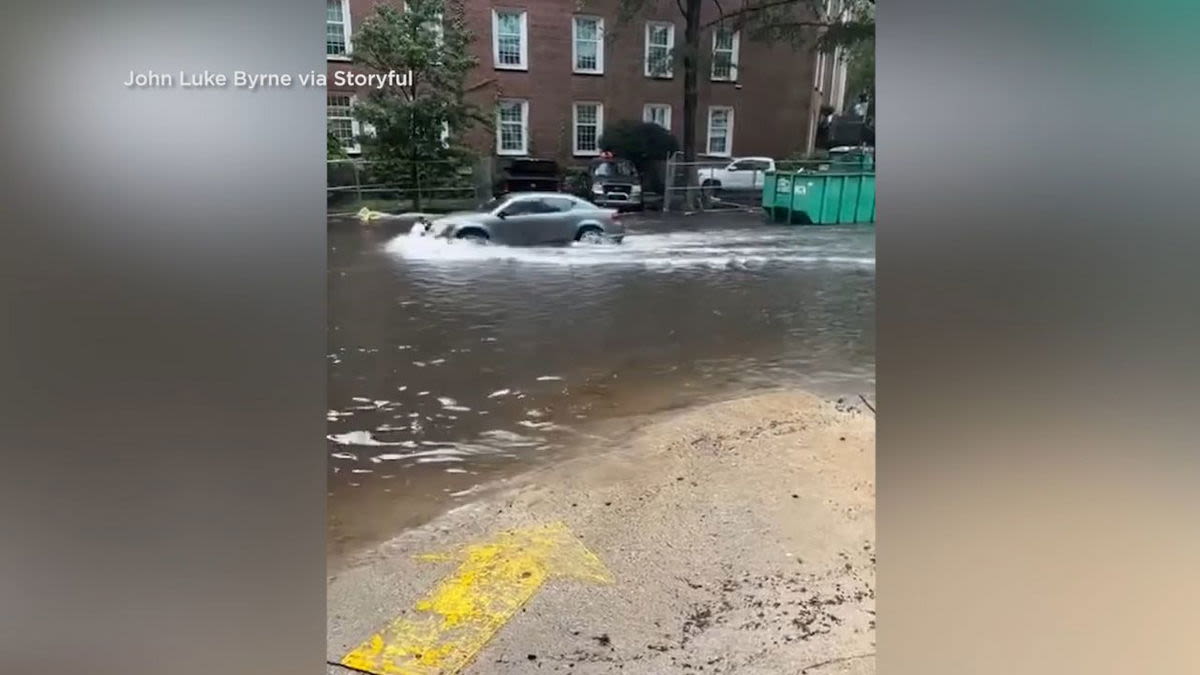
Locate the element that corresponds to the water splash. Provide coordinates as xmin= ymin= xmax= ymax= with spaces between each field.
xmin=385 ymin=228 xmax=874 ymax=270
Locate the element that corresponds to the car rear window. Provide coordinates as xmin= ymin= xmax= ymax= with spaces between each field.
xmin=540 ymin=197 xmax=575 ymax=213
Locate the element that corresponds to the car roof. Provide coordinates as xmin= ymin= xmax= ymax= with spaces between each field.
xmin=500 ymin=192 xmax=585 ymax=201
xmin=733 ymin=156 xmax=774 ymax=162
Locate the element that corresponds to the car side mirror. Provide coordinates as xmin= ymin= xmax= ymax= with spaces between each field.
xmin=496 ymin=211 xmax=508 ymax=219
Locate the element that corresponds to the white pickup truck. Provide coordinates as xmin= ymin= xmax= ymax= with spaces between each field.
xmin=697 ymin=156 xmax=776 ymax=193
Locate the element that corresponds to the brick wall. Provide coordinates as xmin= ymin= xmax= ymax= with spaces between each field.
xmin=328 ymin=0 xmax=820 ymax=164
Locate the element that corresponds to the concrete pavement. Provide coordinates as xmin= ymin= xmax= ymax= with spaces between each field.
xmin=327 ymin=391 xmax=875 ymax=674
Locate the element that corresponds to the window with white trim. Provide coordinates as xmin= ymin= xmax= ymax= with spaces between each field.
xmin=573 ymin=16 xmax=604 ymax=74
xmin=327 ymin=94 xmax=360 ymax=153
xmin=573 ymin=102 xmax=603 ymax=156
xmin=496 ymin=99 xmax=528 ymax=155
xmin=814 ymin=50 xmax=828 ymax=92
xmin=706 ymin=106 xmax=734 ymax=157
xmin=492 ymin=10 xmax=528 ymax=70
xmin=644 ymin=22 xmax=674 ymax=78
xmin=643 ymin=103 xmax=671 ymax=130
xmin=829 ymin=46 xmax=846 ymax=110
xmin=711 ymin=28 xmax=739 ymax=81
xmin=326 ymin=0 xmax=351 ymax=58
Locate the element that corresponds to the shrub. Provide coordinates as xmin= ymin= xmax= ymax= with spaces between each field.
xmin=598 ymin=120 xmax=678 ymax=169
xmin=598 ymin=120 xmax=678 ymax=194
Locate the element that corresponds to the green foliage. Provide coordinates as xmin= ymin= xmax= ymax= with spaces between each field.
xmin=598 ymin=120 xmax=678 ymax=193
xmin=349 ymin=0 xmax=486 ymax=204
xmin=845 ymin=37 xmax=875 ymax=105
xmin=616 ymin=0 xmax=875 ymax=51
xmin=599 ymin=120 xmax=680 ymax=169
xmin=563 ymin=167 xmax=593 ymax=200
xmin=327 ymin=129 xmax=347 ymax=160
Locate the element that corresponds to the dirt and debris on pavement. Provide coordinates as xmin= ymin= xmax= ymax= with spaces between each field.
xmin=327 ymin=390 xmax=875 ymax=674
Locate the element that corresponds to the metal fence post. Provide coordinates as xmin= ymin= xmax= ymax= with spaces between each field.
xmin=663 ymin=152 xmax=677 ymax=214
xmin=353 ymin=160 xmax=363 ymax=206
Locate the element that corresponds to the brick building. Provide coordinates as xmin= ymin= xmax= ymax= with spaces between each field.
xmin=326 ymin=0 xmax=847 ymax=164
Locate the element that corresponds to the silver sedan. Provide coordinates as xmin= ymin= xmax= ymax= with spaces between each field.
xmin=416 ymin=193 xmax=625 ymax=246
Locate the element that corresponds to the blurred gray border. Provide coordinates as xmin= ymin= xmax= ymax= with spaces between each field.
xmin=878 ymin=0 xmax=1200 ymax=673
xmin=1 ymin=2 xmax=326 ymax=673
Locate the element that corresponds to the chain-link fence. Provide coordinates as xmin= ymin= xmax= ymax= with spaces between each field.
xmin=326 ymin=158 xmax=485 ymax=215
xmin=662 ymin=153 xmax=769 ymax=213
xmin=661 ymin=152 xmax=874 ymax=213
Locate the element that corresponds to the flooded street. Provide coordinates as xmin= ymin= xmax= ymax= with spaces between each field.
xmin=328 ymin=213 xmax=874 ymax=564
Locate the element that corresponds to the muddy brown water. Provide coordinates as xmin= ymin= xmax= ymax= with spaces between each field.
xmin=327 ymin=212 xmax=874 ymax=566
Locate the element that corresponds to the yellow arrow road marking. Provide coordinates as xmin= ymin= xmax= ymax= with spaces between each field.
xmin=339 ymin=522 xmax=612 ymax=675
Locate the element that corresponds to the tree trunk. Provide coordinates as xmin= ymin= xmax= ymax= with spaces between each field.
xmin=407 ymin=79 xmax=422 ymax=212
xmin=410 ymin=113 xmax=422 ymax=212
xmin=681 ymin=0 xmax=702 ymax=209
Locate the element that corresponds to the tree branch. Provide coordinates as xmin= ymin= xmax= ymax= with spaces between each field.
xmin=745 ymin=19 xmax=835 ymax=30
xmin=700 ymin=0 xmax=809 ymax=30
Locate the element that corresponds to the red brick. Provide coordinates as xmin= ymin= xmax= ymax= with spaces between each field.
xmin=328 ymin=0 xmax=823 ymax=164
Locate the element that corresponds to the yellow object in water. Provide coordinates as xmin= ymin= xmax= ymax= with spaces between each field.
xmin=357 ymin=207 xmax=387 ymax=222
xmin=339 ymin=522 xmax=612 ymax=675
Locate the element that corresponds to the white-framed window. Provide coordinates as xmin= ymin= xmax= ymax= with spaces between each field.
xmin=644 ymin=22 xmax=675 ymax=78
xmin=828 ymin=46 xmax=842 ymax=110
xmin=711 ymin=28 xmax=739 ymax=81
xmin=814 ymin=50 xmax=828 ymax=92
xmin=572 ymin=102 xmax=604 ymax=156
xmin=327 ymin=93 xmax=360 ymax=154
xmin=492 ymin=9 xmax=528 ymax=70
xmin=326 ymin=0 xmax=352 ymax=59
xmin=572 ymin=15 xmax=604 ymax=74
xmin=706 ymin=106 xmax=734 ymax=157
xmin=496 ymin=99 xmax=529 ymax=156
xmin=643 ymin=103 xmax=672 ymax=131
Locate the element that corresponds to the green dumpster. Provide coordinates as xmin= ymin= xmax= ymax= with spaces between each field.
xmin=762 ymin=151 xmax=875 ymax=225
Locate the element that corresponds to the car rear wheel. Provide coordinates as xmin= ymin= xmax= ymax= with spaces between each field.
xmin=576 ymin=227 xmax=605 ymax=244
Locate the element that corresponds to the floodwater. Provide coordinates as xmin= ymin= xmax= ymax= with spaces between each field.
xmin=328 ymin=213 xmax=874 ymax=565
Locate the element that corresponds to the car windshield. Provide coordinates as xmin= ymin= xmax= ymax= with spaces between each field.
xmin=592 ymin=161 xmax=637 ymax=178
xmin=476 ymin=197 xmax=507 ymax=212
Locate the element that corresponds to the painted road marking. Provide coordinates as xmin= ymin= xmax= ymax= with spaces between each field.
xmin=339 ymin=522 xmax=612 ymax=675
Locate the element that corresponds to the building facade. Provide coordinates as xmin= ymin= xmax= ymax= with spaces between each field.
xmin=327 ymin=0 xmax=833 ymax=164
